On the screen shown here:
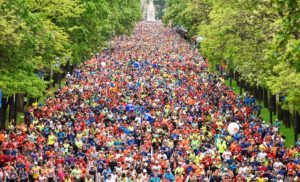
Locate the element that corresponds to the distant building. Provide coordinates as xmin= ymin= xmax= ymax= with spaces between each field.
xmin=146 ymin=0 xmax=156 ymax=21
xmin=141 ymin=0 xmax=148 ymax=20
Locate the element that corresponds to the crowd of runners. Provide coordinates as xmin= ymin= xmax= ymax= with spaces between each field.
xmin=0 ymin=22 xmax=299 ymax=182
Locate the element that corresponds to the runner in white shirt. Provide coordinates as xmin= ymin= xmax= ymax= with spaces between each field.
xmin=0 ymin=169 xmax=4 ymax=182
xmin=222 ymin=150 xmax=232 ymax=161
xmin=152 ymin=161 xmax=162 ymax=172
xmin=238 ymin=163 xmax=248 ymax=178
xmin=106 ymin=173 xmax=117 ymax=182
xmin=138 ymin=169 xmax=149 ymax=182
xmin=273 ymin=159 xmax=283 ymax=172
xmin=257 ymin=151 xmax=267 ymax=162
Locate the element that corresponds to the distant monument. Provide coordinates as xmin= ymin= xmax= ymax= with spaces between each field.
xmin=146 ymin=0 xmax=156 ymax=21
xmin=140 ymin=0 xmax=148 ymax=20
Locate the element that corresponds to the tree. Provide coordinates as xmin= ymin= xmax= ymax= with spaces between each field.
xmin=163 ymin=0 xmax=300 ymax=112
xmin=163 ymin=0 xmax=212 ymax=36
xmin=108 ymin=0 xmax=142 ymax=36
xmin=0 ymin=0 xmax=48 ymax=126
xmin=163 ymin=0 xmax=187 ymax=27
xmin=267 ymin=0 xmax=300 ymax=111
xmin=0 ymin=0 xmax=142 ymax=127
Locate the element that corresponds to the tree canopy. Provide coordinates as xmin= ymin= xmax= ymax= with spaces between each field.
xmin=0 ymin=0 xmax=142 ymax=98
xmin=163 ymin=0 xmax=300 ymax=111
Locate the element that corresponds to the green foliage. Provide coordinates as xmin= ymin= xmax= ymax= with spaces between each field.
xmin=0 ymin=70 xmax=47 ymax=97
xmin=163 ymin=0 xmax=187 ymax=26
xmin=163 ymin=0 xmax=212 ymax=35
xmin=0 ymin=0 xmax=47 ymax=97
xmin=109 ymin=0 xmax=142 ymax=36
xmin=163 ymin=0 xmax=300 ymax=112
xmin=0 ymin=0 xmax=141 ymax=98
xmin=267 ymin=0 xmax=300 ymax=111
xmin=69 ymin=0 xmax=112 ymax=64
xmin=199 ymin=0 xmax=277 ymax=84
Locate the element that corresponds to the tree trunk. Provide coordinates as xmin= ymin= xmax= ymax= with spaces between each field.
xmin=0 ymin=97 xmax=9 ymax=129
xmin=8 ymin=95 xmax=18 ymax=125
xmin=258 ymin=85 xmax=263 ymax=101
xmin=50 ymin=64 xmax=53 ymax=89
xmin=246 ymin=82 xmax=251 ymax=94
xmin=260 ymin=87 xmax=264 ymax=101
xmin=253 ymin=84 xmax=258 ymax=98
xmin=283 ymin=110 xmax=291 ymax=128
xmin=236 ymin=79 xmax=240 ymax=87
xmin=58 ymin=73 xmax=62 ymax=89
xmin=286 ymin=110 xmax=291 ymax=128
xmin=276 ymin=95 xmax=281 ymax=119
xmin=240 ymin=80 xmax=244 ymax=95
xmin=268 ymin=95 xmax=272 ymax=114
xmin=282 ymin=109 xmax=287 ymax=126
xmin=14 ymin=94 xmax=18 ymax=125
xmin=296 ymin=112 xmax=300 ymax=133
xmin=16 ymin=93 xmax=25 ymax=112
xmin=53 ymin=73 xmax=57 ymax=85
xmin=236 ymin=74 xmax=240 ymax=87
xmin=278 ymin=104 xmax=283 ymax=120
xmin=295 ymin=112 xmax=300 ymax=144
xmin=8 ymin=96 xmax=14 ymax=123
xmin=229 ymin=69 xmax=234 ymax=79
xmin=248 ymin=84 xmax=251 ymax=95
xmin=271 ymin=95 xmax=276 ymax=115
xmin=244 ymin=81 xmax=247 ymax=92
xmin=263 ymin=88 xmax=268 ymax=108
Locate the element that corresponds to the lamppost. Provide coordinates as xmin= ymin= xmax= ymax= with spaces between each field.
xmin=50 ymin=61 xmax=53 ymax=89
xmin=50 ymin=56 xmax=60 ymax=88
xmin=54 ymin=56 xmax=61 ymax=89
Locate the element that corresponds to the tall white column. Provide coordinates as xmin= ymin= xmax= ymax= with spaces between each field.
xmin=140 ymin=0 xmax=148 ymax=20
xmin=146 ymin=0 xmax=156 ymax=21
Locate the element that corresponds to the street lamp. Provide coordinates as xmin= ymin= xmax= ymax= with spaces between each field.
xmin=50 ymin=56 xmax=60 ymax=89
xmin=55 ymin=57 xmax=61 ymax=89
xmin=55 ymin=56 xmax=61 ymax=67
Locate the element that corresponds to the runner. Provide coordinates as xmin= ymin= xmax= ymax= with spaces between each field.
xmin=0 ymin=21 xmax=297 ymax=181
